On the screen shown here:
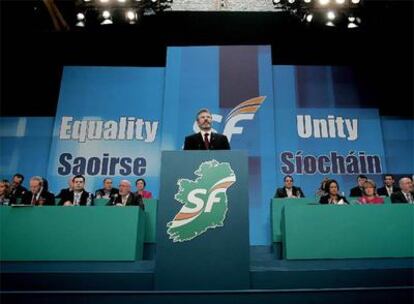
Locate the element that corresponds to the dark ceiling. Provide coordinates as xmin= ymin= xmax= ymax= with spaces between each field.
xmin=1 ymin=0 xmax=413 ymax=117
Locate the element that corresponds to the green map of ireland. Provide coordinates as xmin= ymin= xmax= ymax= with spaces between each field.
xmin=167 ymin=160 xmax=236 ymax=242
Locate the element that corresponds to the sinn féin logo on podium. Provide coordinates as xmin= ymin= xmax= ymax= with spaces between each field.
xmin=166 ymin=160 xmax=236 ymax=242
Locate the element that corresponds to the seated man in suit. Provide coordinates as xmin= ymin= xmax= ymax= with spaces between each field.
xmin=391 ymin=177 xmax=414 ymax=203
xmin=107 ymin=180 xmax=144 ymax=209
xmin=58 ymin=175 xmax=93 ymax=206
xmin=21 ymin=176 xmax=55 ymax=206
xmin=377 ymin=174 xmax=400 ymax=197
xmin=274 ymin=175 xmax=305 ymax=198
xmin=95 ymin=178 xmax=119 ymax=199
xmin=349 ymin=174 xmax=367 ymax=197
xmin=9 ymin=173 xmax=28 ymax=199
xmin=0 ymin=179 xmax=16 ymax=205
xmin=56 ymin=176 xmax=74 ymax=198
xmin=183 ymin=108 xmax=230 ymax=150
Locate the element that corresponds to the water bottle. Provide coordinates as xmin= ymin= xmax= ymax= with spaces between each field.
xmin=86 ymin=193 xmax=93 ymax=206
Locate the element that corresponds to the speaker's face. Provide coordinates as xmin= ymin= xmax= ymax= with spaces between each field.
xmin=197 ymin=112 xmax=212 ymax=131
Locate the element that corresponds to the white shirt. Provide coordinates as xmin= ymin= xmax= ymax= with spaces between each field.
xmin=121 ymin=193 xmax=130 ymax=205
xmin=286 ymin=188 xmax=293 ymax=198
xmin=74 ymin=191 xmax=83 ymax=205
xmin=386 ymin=186 xmax=393 ymax=196
xmin=403 ymin=191 xmax=413 ymax=203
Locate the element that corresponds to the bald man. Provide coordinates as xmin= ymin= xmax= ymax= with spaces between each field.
xmin=106 ymin=180 xmax=144 ymax=209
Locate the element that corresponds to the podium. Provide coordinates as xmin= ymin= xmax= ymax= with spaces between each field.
xmin=154 ymin=151 xmax=250 ymax=290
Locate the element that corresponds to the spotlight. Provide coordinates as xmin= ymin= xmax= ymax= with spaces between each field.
xmin=118 ymin=0 xmax=126 ymax=2
xmin=319 ymin=0 xmax=330 ymax=5
xmin=348 ymin=16 xmax=355 ymax=22
xmin=99 ymin=0 xmax=110 ymax=3
xmin=304 ymin=0 xmax=312 ymax=3
xmin=351 ymin=0 xmax=360 ymax=3
xmin=348 ymin=22 xmax=358 ymax=28
xmin=335 ymin=0 xmax=345 ymax=4
xmin=326 ymin=21 xmax=335 ymax=26
xmin=101 ymin=10 xmax=113 ymax=24
xmin=76 ymin=12 xmax=85 ymax=21
xmin=151 ymin=0 xmax=157 ymax=3
xmin=273 ymin=0 xmax=281 ymax=3
xmin=126 ymin=10 xmax=137 ymax=23
xmin=305 ymin=13 xmax=313 ymax=22
xmin=327 ymin=10 xmax=336 ymax=20
xmin=102 ymin=10 xmax=111 ymax=18
xmin=76 ymin=13 xmax=86 ymax=27
xmin=288 ymin=0 xmax=295 ymax=3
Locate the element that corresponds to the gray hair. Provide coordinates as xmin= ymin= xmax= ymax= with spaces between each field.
xmin=30 ymin=176 xmax=44 ymax=186
xmin=119 ymin=180 xmax=131 ymax=187
xmin=399 ymin=177 xmax=412 ymax=187
xmin=196 ymin=108 xmax=212 ymax=120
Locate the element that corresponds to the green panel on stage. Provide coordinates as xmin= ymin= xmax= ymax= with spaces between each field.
xmin=283 ymin=204 xmax=414 ymax=259
xmin=0 ymin=206 xmax=145 ymax=261
xmin=143 ymin=199 xmax=157 ymax=243
xmin=271 ymin=198 xmax=315 ymax=243
xmin=272 ymin=197 xmax=394 ymax=243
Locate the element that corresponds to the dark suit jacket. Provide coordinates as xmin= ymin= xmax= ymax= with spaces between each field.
xmin=56 ymin=188 xmax=72 ymax=199
xmin=377 ymin=186 xmax=401 ymax=197
xmin=390 ymin=191 xmax=414 ymax=204
xmin=10 ymin=185 xmax=28 ymax=199
xmin=319 ymin=194 xmax=349 ymax=205
xmin=21 ymin=189 xmax=55 ymax=206
xmin=274 ymin=186 xmax=305 ymax=198
xmin=349 ymin=186 xmax=363 ymax=197
xmin=106 ymin=193 xmax=144 ymax=209
xmin=95 ymin=188 xmax=119 ymax=199
xmin=58 ymin=191 xmax=92 ymax=206
xmin=183 ymin=132 xmax=230 ymax=150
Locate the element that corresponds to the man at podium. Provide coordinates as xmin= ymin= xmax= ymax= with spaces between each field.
xmin=183 ymin=108 xmax=231 ymax=150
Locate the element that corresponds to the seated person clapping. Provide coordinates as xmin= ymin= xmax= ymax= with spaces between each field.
xmin=58 ymin=175 xmax=93 ymax=206
xmin=357 ymin=179 xmax=384 ymax=204
xmin=107 ymin=180 xmax=144 ymax=209
xmin=319 ymin=179 xmax=349 ymax=205
xmin=315 ymin=177 xmax=329 ymax=198
xmin=95 ymin=178 xmax=119 ymax=199
xmin=21 ymin=176 xmax=55 ymax=206
xmin=274 ymin=175 xmax=305 ymax=198
xmin=135 ymin=178 xmax=152 ymax=199
xmin=0 ymin=179 xmax=16 ymax=205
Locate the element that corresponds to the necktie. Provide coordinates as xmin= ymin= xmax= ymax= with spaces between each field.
xmin=31 ymin=194 xmax=36 ymax=205
xmin=204 ymin=133 xmax=210 ymax=150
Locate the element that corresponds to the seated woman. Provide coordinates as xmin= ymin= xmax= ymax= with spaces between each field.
xmin=0 ymin=179 xmax=16 ymax=205
xmin=135 ymin=178 xmax=152 ymax=199
xmin=319 ymin=179 xmax=349 ymax=205
xmin=358 ymin=179 xmax=384 ymax=204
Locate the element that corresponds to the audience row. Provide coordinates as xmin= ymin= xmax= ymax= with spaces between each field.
xmin=274 ymin=174 xmax=414 ymax=204
xmin=1 ymin=173 xmax=413 ymax=207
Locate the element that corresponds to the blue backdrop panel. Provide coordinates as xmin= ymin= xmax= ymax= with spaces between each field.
xmin=46 ymin=66 xmax=165 ymax=195
xmin=273 ymin=66 xmax=388 ymax=197
xmin=155 ymin=151 xmax=250 ymax=290
xmin=0 ymin=117 xmax=54 ymax=180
